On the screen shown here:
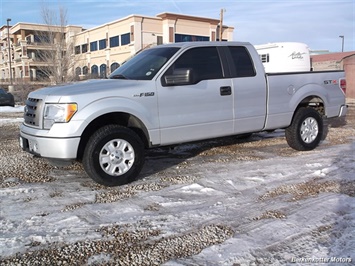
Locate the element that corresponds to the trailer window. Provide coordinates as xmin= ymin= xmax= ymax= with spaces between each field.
xmin=260 ymin=53 xmax=270 ymax=63
xmin=228 ymin=46 xmax=256 ymax=78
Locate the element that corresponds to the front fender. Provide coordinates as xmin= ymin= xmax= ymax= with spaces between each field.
xmin=71 ymin=96 xmax=159 ymax=138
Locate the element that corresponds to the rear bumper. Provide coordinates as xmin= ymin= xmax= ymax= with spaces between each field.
xmin=338 ymin=104 xmax=348 ymax=117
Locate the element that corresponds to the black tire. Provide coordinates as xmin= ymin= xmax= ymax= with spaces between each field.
xmin=285 ymin=107 xmax=324 ymax=151
xmin=83 ymin=125 xmax=145 ymax=187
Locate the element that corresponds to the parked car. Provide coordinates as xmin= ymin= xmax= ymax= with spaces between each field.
xmin=0 ymin=88 xmax=15 ymax=107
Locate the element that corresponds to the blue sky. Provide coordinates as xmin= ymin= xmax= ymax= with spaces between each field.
xmin=1 ymin=0 xmax=354 ymax=52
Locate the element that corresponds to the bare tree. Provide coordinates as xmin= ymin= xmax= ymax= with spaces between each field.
xmin=34 ymin=4 xmax=75 ymax=84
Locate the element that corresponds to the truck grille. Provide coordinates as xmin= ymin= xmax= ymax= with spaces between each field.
xmin=24 ymin=98 xmax=43 ymax=127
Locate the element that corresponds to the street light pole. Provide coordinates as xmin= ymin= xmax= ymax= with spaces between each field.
xmin=339 ymin=35 xmax=344 ymax=52
xmin=6 ymin=18 xmax=13 ymax=85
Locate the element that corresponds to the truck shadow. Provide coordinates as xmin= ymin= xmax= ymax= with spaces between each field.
xmin=138 ymin=131 xmax=285 ymax=180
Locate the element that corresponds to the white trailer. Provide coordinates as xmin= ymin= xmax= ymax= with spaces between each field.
xmin=254 ymin=42 xmax=311 ymax=73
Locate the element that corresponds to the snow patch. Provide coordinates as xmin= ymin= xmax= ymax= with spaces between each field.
xmin=0 ymin=105 xmax=24 ymax=113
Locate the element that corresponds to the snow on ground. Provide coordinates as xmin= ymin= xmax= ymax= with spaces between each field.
xmin=0 ymin=105 xmax=354 ymax=265
xmin=0 ymin=106 xmax=24 ymax=125
xmin=0 ymin=105 xmax=24 ymax=113
xmin=0 ymin=117 xmax=24 ymax=125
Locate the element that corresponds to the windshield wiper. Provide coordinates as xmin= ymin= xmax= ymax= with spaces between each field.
xmin=110 ymin=74 xmax=128 ymax=79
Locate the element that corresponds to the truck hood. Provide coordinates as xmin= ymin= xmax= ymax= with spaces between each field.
xmin=30 ymin=79 xmax=148 ymax=100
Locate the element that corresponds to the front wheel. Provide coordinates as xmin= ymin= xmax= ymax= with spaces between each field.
xmin=285 ymin=107 xmax=324 ymax=151
xmin=83 ymin=125 xmax=145 ymax=186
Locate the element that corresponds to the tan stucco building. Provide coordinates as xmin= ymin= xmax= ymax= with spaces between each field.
xmin=0 ymin=23 xmax=82 ymax=83
xmin=73 ymin=12 xmax=234 ymax=79
xmin=0 ymin=12 xmax=234 ymax=84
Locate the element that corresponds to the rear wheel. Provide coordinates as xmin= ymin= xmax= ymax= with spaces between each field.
xmin=285 ymin=107 xmax=323 ymax=151
xmin=83 ymin=125 xmax=145 ymax=186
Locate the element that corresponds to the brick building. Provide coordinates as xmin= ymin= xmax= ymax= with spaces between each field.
xmin=311 ymin=52 xmax=355 ymax=98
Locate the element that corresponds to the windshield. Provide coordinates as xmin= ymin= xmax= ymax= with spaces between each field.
xmin=109 ymin=47 xmax=180 ymax=80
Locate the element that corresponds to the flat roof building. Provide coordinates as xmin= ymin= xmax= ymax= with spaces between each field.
xmin=73 ymin=12 xmax=234 ymax=79
xmin=0 ymin=22 xmax=82 ymax=83
xmin=1 ymin=12 xmax=234 ymax=84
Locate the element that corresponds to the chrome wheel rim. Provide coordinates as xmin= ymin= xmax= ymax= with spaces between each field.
xmin=99 ymin=139 xmax=135 ymax=176
xmin=300 ymin=117 xmax=319 ymax=144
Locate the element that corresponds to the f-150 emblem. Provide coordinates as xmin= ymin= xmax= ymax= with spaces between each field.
xmin=133 ymin=92 xmax=155 ymax=97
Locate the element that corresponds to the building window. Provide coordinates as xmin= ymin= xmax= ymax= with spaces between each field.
xmin=75 ymin=46 xmax=81 ymax=55
xmin=99 ymin=39 xmax=106 ymax=50
xmin=82 ymin=44 xmax=88 ymax=53
xmin=90 ymin=41 xmax=98 ymax=51
xmin=36 ymin=69 xmax=49 ymax=81
xmin=99 ymin=64 xmax=107 ymax=78
xmin=260 ymin=53 xmax=270 ymax=63
xmin=109 ymin=36 xmax=119 ymax=47
xmin=91 ymin=65 xmax=98 ymax=78
xmin=34 ymin=34 xmax=50 ymax=44
xmin=75 ymin=67 xmax=81 ymax=76
xmin=121 ymin=33 xmax=130 ymax=46
xmin=157 ymin=36 xmax=163 ymax=45
xmin=110 ymin=62 xmax=120 ymax=72
xmin=26 ymin=36 xmax=31 ymax=44
xmin=175 ymin=34 xmax=209 ymax=42
xmin=83 ymin=66 xmax=88 ymax=75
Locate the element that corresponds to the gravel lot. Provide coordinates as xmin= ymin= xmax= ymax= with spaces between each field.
xmin=0 ymin=100 xmax=354 ymax=265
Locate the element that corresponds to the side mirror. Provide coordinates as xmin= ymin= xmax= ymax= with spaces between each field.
xmin=164 ymin=68 xmax=193 ymax=86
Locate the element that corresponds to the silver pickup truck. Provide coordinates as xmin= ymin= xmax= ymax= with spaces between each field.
xmin=19 ymin=41 xmax=348 ymax=186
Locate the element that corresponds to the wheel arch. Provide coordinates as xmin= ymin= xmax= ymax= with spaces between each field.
xmin=77 ymin=112 xmax=149 ymax=161
xmin=295 ymin=95 xmax=325 ymax=116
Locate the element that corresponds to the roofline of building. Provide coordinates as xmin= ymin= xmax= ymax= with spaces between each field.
xmin=156 ymin=12 xmax=220 ymax=24
xmin=75 ymin=12 xmax=234 ymax=36
xmin=0 ymin=25 xmax=11 ymax=30
xmin=341 ymin=53 xmax=355 ymax=61
xmin=3 ymin=11 xmax=234 ymax=37
xmin=76 ymin=13 xmax=161 ymax=35
xmin=311 ymin=51 xmax=355 ymax=62
xmin=8 ymin=22 xmax=83 ymax=34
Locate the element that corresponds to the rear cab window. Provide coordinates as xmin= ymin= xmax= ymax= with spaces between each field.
xmin=227 ymin=46 xmax=256 ymax=78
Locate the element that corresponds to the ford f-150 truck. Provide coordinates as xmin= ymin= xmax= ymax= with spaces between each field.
xmin=19 ymin=41 xmax=348 ymax=186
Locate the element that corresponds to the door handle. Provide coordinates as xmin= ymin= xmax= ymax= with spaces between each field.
xmin=220 ymin=86 xmax=232 ymax=96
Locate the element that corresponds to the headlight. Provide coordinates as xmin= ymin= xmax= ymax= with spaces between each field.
xmin=43 ymin=103 xmax=77 ymax=129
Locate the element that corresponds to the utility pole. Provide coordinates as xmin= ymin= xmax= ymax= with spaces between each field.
xmin=339 ymin=35 xmax=344 ymax=52
xmin=6 ymin=18 xmax=13 ymax=86
xmin=219 ymin=8 xmax=224 ymax=41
